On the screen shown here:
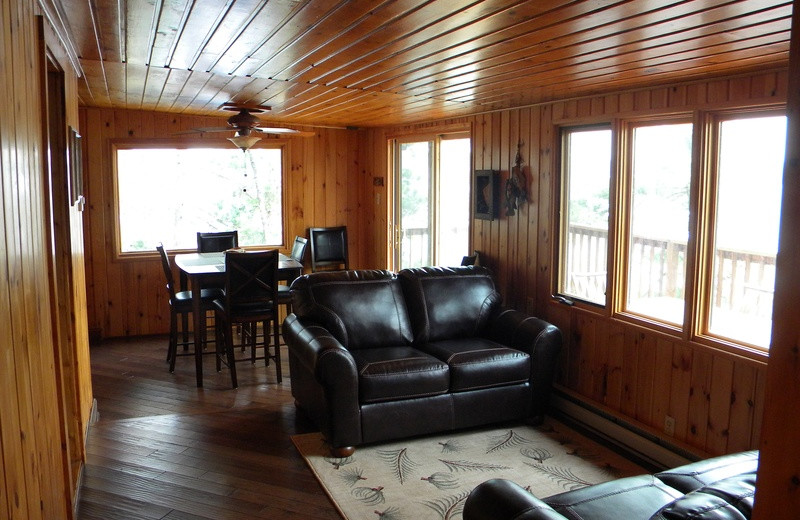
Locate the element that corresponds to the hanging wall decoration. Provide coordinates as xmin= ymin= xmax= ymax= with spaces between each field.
xmin=505 ymin=141 xmax=527 ymax=216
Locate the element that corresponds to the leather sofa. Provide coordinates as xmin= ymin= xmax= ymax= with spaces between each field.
xmin=282 ymin=266 xmax=562 ymax=457
xmin=464 ymin=450 xmax=758 ymax=520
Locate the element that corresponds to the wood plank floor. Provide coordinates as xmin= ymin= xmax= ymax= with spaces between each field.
xmin=76 ymin=335 xmax=340 ymax=520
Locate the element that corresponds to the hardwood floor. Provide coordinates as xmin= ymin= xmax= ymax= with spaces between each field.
xmin=76 ymin=335 xmax=340 ymax=520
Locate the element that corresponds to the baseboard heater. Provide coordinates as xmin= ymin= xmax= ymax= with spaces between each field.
xmin=549 ymin=391 xmax=700 ymax=471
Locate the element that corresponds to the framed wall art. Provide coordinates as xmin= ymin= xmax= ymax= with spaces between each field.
xmin=473 ymin=169 xmax=499 ymax=221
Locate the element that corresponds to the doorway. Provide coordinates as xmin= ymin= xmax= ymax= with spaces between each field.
xmin=392 ymin=133 xmax=471 ymax=270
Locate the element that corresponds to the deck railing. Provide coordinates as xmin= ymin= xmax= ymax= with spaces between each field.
xmin=565 ymin=224 xmax=775 ymax=317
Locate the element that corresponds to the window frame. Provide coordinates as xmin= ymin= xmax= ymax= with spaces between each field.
xmin=111 ymin=138 xmax=289 ymax=260
xmin=691 ymin=108 xmax=786 ymax=355
xmin=615 ymin=114 xmax=696 ymax=334
xmin=556 ymin=123 xmax=615 ymax=309
xmin=554 ymin=106 xmax=783 ymax=360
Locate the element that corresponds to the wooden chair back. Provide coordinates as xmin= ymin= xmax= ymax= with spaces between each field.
xmin=309 ymin=226 xmax=348 ymax=272
xmin=290 ymin=236 xmax=308 ymax=263
xmin=197 ymin=230 xmax=239 ymax=253
xmin=223 ymin=250 xmax=279 ymax=312
xmin=156 ymin=243 xmax=177 ymax=300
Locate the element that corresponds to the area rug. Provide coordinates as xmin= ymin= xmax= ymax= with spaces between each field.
xmin=292 ymin=418 xmax=647 ymax=520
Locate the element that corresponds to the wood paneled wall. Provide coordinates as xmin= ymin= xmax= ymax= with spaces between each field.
xmin=361 ymin=70 xmax=788 ymax=458
xmin=80 ymin=107 xmax=366 ymax=339
xmin=1 ymin=1 xmax=91 ymax=518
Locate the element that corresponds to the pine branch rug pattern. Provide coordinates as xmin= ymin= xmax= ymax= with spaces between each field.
xmin=292 ymin=418 xmax=646 ymax=520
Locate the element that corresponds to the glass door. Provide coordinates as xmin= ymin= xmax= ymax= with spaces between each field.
xmin=393 ymin=134 xmax=471 ymax=270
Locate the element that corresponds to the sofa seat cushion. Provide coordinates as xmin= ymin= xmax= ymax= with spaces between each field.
xmin=351 ymin=347 xmax=450 ymax=404
xmin=649 ymin=473 xmax=756 ymax=520
xmin=422 ymin=338 xmax=530 ymax=392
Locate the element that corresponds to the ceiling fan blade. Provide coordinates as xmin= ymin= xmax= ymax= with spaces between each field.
xmin=173 ymin=127 xmax=232 ymax=135
xmin=254 ymin=127 xmax=316 ymax=137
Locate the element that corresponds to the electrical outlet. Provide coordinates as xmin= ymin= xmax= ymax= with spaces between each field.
xmin=664 ymin=415 xmax=676 ymax=437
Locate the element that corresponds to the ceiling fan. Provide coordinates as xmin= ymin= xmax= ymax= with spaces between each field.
xmin=178 ymin=103 xmax=315 ymax=151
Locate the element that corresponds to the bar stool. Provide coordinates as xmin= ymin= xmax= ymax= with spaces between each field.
xmin=213 ymin=250 xmax=281 ymax=388
xmin=157 ymin=244 xmax=223 ymax=373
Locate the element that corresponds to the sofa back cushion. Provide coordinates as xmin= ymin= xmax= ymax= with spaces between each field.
xmin=290 ymin=269 xmax=414 ymax=350
xmin=649 ymin=472 xmax=756 ymax=520
xmin=654 ymin=450 xmax=758 ymax=494
xmin=398 ymin=266 xmax=501 ymax=342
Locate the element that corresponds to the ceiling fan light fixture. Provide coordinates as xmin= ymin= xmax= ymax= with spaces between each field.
xmin=228 ymin=134 xmax=261 ymax=151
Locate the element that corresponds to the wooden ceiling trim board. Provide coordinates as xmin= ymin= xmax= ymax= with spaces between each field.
xmin=376 ymin=0 xmax=781 ymax=94
xmin=419 ymin=15 xmax=791 ymax=100
xmin=307 ymin=90 xmax=447 ymax=125
xmin=168 ymin=69 xmax=216 ymax=111
xmin=418 ymin=20 xmax=790 ymax=101
xmin=124 ymin=0 xmax=158 ymax=64
xmin=196 ymin=74 xmax=260 ymax=112
xmin=163 ymin=0 xmax=194 ymax=68
xmin=267 ymin=0 xmax=413 ymax=82
xmin=154 ymin=67 xmax=192 ymax=111
xmin=143 ymin=0 xmax=164 ymax=66
xmin=548 ymin=57 xmax=789 ymax=103
xmin=141 ymin=66 xmax=173 ymax=108
xmin=230 ymin=0 xmax=345 ymax=77
xmin=203 ymin=4 xmax=286 ymax=74
xmin=41 ymin=0 xmax=89 ymax=74
xmin=124 ymin=62 xmax=147 ymax=109
xmin=39 ymin=0 xmax=92 ymax=71
xmin=286 ymin=0 xmax=525 ymax=86
xmin=78 ymin=60 xmax=110 ymax=105
xmin=199 ymin=0 xmax=269 ymax=73
xmin=224 ymin=0 xmax=315 ymax=76
xmin=277 ymin=0 xmax=440 ymax=83
xmin=162 ymin=0 xmax=227 ymax=70
xmin=104 ymin=61 xmax=128 ymax=108
xmin=280 ymin=86 xmax=379 ymax=119
xmin=334 ymin=0 xmax=634 ymax=90
xmin=227 ymin=77 xmax=280 ymax=107
xmin=183 ymin=68 xmax=238 ymax=109
xmin=150 ymin=0 xmax=207 ymax=68
xmin=357 ymin=0 xmax=760 ymax=94
xmin=191 ymin=0 xmax=270 ymax=73
xmin=91 ymin=0 xmax=123 ymax=62
xmin=182 ymin=0 xmax=236 ymax=70
xmin=467 ymin=45 xmax=789 ymax=107
xmin=505 ymin=32 xmax=790 ymax=95
xmin=118 ymin=0 xmax=127 ymax=62
xmin=304 ymin=0 xmax=529 ymax=87
xmin=245 ymin=0 xmax=353 ymax=79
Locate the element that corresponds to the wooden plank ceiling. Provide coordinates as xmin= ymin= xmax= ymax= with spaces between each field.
xmin=50 ymin=0 xmax=791 ymax=128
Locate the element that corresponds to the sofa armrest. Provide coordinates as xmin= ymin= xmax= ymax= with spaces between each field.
xmin=464 ymin=479 xmax=567 ymax=520
xmin=486 ymin=309 xmax=562 ymax=420
xmin=283 ymin=314 xmax=361 ymax=450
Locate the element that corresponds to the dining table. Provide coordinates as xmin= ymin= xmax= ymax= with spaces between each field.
xmin=174 ymin=251 xmax=303 ymax=387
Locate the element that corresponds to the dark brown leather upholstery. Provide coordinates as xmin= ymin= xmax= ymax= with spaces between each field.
xmin=283 ymin=266 xmax=562 ymax=454
xmin=463 ymin=451 xmax=759 ymax=520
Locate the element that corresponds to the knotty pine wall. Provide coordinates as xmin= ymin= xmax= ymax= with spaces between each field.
xmin=361 ymin=69 xmax=788 ymax=459
xmin=1 ymin=0 xmax=92 ymax=518
xmin=80 ymin=107 xmax=366 ymax=339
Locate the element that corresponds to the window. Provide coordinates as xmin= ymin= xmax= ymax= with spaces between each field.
xmin=559 ymin=127 xmax=612 ymax=305
xmin=115 ymin=145 xmax=283 ymax=253
xmin=624 ymin=122 xmax=693 ymax=325
xmin=557 ymin=109 xmax=785 ymax=353
xmin=392 ymin=134 xmax=471 ymax=269
xmin=705 ymin=114 xmax=785 ymax=348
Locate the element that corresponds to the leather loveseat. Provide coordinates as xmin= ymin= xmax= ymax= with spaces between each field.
xmin=282 ymin=266 xmax=562 ymax=456
xmin=464 ymin=450 xmax=758 ymax=520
